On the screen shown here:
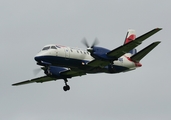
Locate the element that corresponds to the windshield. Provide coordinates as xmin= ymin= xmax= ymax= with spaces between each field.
xmin=51 ymin=46 xmax=57 ymax=49
xmin=42 ymin=45 xmax=57 ymax=51
xmin=42 ymin=46 xmax=50 ymax=51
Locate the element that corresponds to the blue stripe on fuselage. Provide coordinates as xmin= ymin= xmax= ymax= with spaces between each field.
xmin=35 ymin=56 xmax=130 ymax=73
xmin=35 ymin=56 xmax=89 ymax=68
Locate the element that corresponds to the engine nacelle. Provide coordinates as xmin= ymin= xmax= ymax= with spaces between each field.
xmin=91 ymin=47 xmax=113 ymax=60
xmin=45 ymin=66 xmax=69 ymax=78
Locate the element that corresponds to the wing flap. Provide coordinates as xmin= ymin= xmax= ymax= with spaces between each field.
xmin=12 ymin=76 xmax=56 ymax=86
xmin=107 ymin=28 xmax=162 ymax=58
xmin=131 ymin=41 xmax=161 ymax=62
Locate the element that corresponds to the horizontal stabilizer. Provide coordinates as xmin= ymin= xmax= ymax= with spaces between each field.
xmin=131 ymin=41 xmax=161 ymax=62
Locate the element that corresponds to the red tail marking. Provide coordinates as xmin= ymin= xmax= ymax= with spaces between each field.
xmin=124 ymin=34 xmax=136 ymax=44
xmin=124 ymin=55 xmax=142 ymax=67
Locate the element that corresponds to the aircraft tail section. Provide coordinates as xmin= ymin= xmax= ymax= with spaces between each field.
xmin=124 ymin=29 xmax=136 ymax=44
xmin=124 ymin=29 xmax=137 ymax=55
xmin=130 ymin=41 xmax=161 ymax=62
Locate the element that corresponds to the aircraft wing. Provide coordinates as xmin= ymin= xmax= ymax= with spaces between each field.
xmin=87 ymin=28 xmax=162 ymax=67
xmin=12 ymin=68 xmax=86 ymax=86
xmin=12 ymin=76 xmax=57 ymax=86
xmin=107 ymin=28 xmax=162 ymax=58
xmin=130 ymin=41 xmax=161 ymax=62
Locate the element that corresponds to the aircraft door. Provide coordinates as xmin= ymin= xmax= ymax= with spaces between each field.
xmin=64 ymin=48 xmax=70 ymax=59
xmin=55 ymin=50 xmax=58 ymax=56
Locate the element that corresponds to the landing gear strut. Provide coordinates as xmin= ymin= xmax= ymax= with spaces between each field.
xmin=63 ymin=78 xmax=70 ymax=91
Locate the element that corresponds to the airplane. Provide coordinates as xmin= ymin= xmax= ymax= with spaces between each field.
xmin=12 ymin=28 xmax=162 ymax=91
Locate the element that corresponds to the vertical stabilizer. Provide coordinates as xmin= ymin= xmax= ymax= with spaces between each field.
xmin=124 ymin=29 xmax=136 ymax=44
xmin=124 ymin=29 xmax=137 ymax=55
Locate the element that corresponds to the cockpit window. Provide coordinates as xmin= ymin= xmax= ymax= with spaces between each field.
xmin=56 ymin=45 xmax=61 ymax=48
xmin=51 ymin=46 xmax=57 ymax=49
xmin=42 ymin=46 xmax=50 ymax=50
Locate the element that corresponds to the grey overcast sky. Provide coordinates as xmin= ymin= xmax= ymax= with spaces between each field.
xmin=0 ymin=0 xmax=171 ymax=120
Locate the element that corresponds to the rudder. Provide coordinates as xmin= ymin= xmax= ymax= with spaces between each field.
xmin=124 ymin=29 xmax=136 ymax=44
xmin=124 ymin=29 xmax=137 ymax=55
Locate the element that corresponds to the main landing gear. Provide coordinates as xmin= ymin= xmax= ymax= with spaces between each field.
xmin=63 ymin=78 xmax=70 ymax=91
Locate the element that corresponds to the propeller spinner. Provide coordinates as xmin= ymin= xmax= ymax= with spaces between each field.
xmin=82 ymin=38 xmax=99 ymax=52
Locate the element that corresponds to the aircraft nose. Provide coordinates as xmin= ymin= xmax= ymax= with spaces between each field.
xmin=34 ymin=56 xmax=42 ymax=62
xmin=34 ymin=51 xmax=45 ymax=61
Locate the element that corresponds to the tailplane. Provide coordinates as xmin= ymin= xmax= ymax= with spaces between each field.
xmin=131 ymin=41 xmax=161 ymax=62
xmin=124 ymin=29 xmax=137 ymax=55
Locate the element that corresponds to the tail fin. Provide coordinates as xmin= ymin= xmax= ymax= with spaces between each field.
xmin=124 ymin=29 xmax=137 ymax=55
xmin=124 ymin=29 xmax=136 ymax=44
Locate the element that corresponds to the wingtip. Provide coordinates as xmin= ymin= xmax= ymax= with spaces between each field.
xmin=12 ymin=83 xmax=17 ymax=86
xmin=156 ymin=28 xmax=162 ymax=30
xmin=153 ymin=41 xmax=161 ymax=45
xmin=155 ymin=41 xmax=161 ymax=43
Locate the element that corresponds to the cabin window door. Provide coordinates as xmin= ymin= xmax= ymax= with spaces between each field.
xmin=65 ymin=48 xmax=70 ymax=58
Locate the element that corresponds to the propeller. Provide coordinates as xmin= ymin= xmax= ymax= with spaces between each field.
xmin=82 ymin=38 xmax=99 ymax=52
xmin=33 ymin=68 xmax=42 ymax=76
xmin=33 ymin=67 xmax=46 ymax=76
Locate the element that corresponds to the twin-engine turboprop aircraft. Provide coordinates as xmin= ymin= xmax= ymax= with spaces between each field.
xmin=12 ymin=28 xmax=162 ymax=91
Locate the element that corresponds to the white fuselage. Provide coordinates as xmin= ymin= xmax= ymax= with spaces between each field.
xmin=35 ymin=44 xmax=140 ymax=73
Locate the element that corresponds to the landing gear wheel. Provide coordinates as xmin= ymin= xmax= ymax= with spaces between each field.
xmin=63 ymin=78 xmax=70 ymax=91
xmin=63 ymin=85 xmax=70 ymax=91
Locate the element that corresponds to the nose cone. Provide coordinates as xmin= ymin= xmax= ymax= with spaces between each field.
xmin=34 ymin=54 xmax=51 ymax=66
xmin=34 ymin=52 xmax=45 ymax=62
xmin=34 ymin=50 xmax=53 ymax=65
xmin=34 ymin=56 xmax=41 ymax=62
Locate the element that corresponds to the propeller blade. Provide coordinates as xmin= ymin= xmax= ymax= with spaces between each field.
xmin=81 ymin=37 xmax=99 ymax=53
xmin=91 ymin=38 xmax=99 ymax=48
xmin=82 ymin=38 xmax=90 ymax=48
xmin=33 ymin=68 xmax=42 ymax=76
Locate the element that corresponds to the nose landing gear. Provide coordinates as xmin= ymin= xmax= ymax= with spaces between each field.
xmin=63 ymin=78 xmax=70 ymax=91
